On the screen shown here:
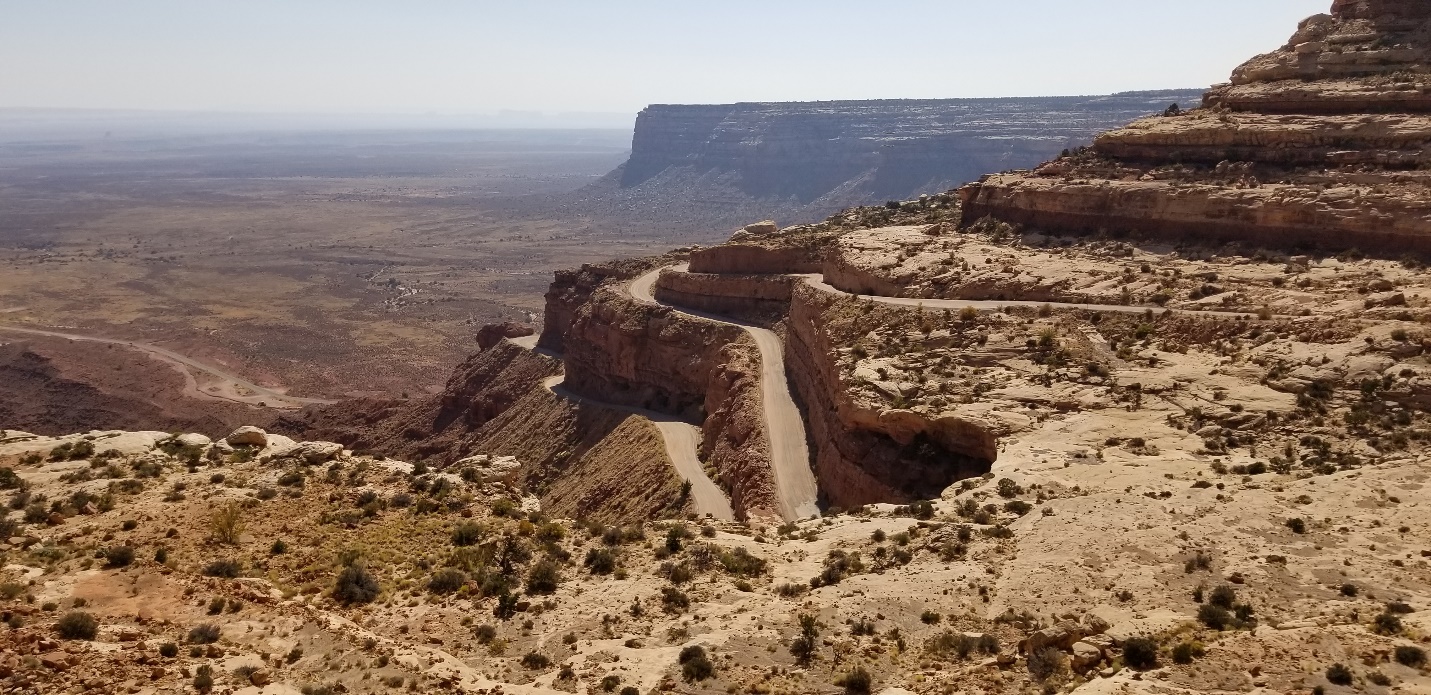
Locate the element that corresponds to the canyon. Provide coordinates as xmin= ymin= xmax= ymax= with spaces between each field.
xmin=7 ymin=3 xmax=1431 ymax=695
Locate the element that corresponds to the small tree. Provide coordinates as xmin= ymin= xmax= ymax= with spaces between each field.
xmin=791 ymin=613 xmax=819 ymax=665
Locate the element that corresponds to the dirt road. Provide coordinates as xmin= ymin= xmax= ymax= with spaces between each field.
xmin=0 ymin=325 xmax=336 ymax=409
xmin=629 ymin=267 xmax=820 ymax=520
xmin=504 ymin=336 xmax=735 ymax=521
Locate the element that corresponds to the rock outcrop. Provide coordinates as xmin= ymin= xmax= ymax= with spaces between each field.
xmin=959 ymin=0 xmax=1431 ymax=253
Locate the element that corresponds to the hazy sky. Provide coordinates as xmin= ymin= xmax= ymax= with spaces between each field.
xmin=1 ymin=0 xmax=1328 ymax=115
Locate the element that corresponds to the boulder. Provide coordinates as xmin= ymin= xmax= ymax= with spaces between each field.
xmin=249 ymin=669 xmax=271 ymax=686
xmin=1072 ymin=641 xmax=1103 ymax=671
xmin=225 ymin=426 xmax=268 ymax=447
xmin=288 ymin=441 xmax=344 ymax=464
xmin=743 ymin=220 xmax=779 ymax=235
xmin=175 ymin=433 xmax=211 ymax=449
xmin=452 ymin=455 xmax=521 ymax=485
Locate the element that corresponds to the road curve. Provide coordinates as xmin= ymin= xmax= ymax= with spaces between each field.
xmin=630 ymin=266 xmax=821 ymax=520
xmin=504 ymin=336 xmax=735 ymax=521
xmin=799 ymin=275 xmax=1277 ymax=319
xmin=0 ymin=325 xmax=337 ymax=408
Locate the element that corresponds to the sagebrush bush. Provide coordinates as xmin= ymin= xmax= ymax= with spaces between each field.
xmin=679 ymin=645 xmax=715 ymax=682
xmin=203 ymin=558 xmax=242 ymax=579
xmin=55 ymin=611 xmax=98 ymax=640
xmin=187 ymin=623 xmax=221 ymax=644
xmin=333 ymin=564 xmax=380 ymax=604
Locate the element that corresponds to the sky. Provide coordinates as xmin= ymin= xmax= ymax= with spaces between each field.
xmin=0 ymin=0 xmax=1329 ymax=119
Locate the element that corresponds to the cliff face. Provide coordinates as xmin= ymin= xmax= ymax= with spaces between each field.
xmin=614 ymin=91 xmax=1206 ymax=210
xmin=959 ymin=0 xmax=1431 ymax=253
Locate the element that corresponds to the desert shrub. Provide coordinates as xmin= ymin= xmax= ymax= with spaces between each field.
xmin=209 ymin=503 xmax=244 ymax=545
xmin=1208 ymin=584 xmax=1237 ymax=609
xmin=207 ymin=597 xmax=225 ymax=615
xmin=526 ymin=560 xmax=561 ymax=594
xmin=55 ymin=611 xmax=98 ymax=640
xmin=1374 ymin=611 xmax=1403 ymax=635
xmin=452 ymin=522 xmax=484 ymax=547
xmin=1326 ymin=663 xmax=1353 ymax=685
xmin=158 ymin=642 xmax=178 ymax=657
xmin=585 ymin=547 xmax=618 ymax=575
xmin=1386 ymin=601 xmax=1415 ymax=614
xmin=837 ymin=665 xmax=872 ymax=694
xmin=600 ymin=674 xmax=621 ymax=692
xmin=910 ymin=499 xmax=935 ymax=520
xmin=996 ymin=478 xmax=1022 ymax=498
xmin=428 ymin=568 xmax=467 ymax=595
xmin=1198 ymin=603 xmax=1232 ymax=630
xmin=871 ymin=529 xmax=886 ymax=542
xmin=104 ymin=545 xmax=135 ymax=568
xmin=270 ymin=539 xmax=288 ymax=555
xmin=535 ymin=521 xmax=565 ymax=543
xmin=187 ymin=623 xmax=221 ymax=644
xmin=920 ymin=610 xmax=941 ymax=625
xmin=718 ymin=547 xmax=767 ymax=577
xmin=1028 ymin=646 xmax=1066 ymax=681
xmin=925 ymin=630 xmax=989 ymax=659
xmin=679 ymin=645 xmax=715 ymax=682
xmin=203 ymin=558 xmax=242 ymax=578
xmin=661 ymin=587 xmax=690 ymax=613
xmin=1286 ymin=517 xmax=1306 ymax=534
xmin=1172 ymin=641 xmax=1205 ymax=664
xmin=471 ymin=623 xmax=498 ymax=643
xmin=490 ymin=498 xmax=518 ymax=517
xmin=194 ymin=664 xmax=214 ymax=693
xmin=1184 ymin=551 xmax=1213 ymax=573
xmin=1395 ymin=645 xmax=1426 ymax=667
xmin=661 ymin=561 xmax=694 ymax=585
xmin=519 ymin=651 xmax=551 ymax=669
xmin=333 ymin=564 xmax=380 ymax=604
xmin=1004 ymin=500 xmax=1033 ymax=516
xmin=775 ymin=582 xmax=807 ymax=598
xmin=1123 ymin=637 xmax=1159 ymax=669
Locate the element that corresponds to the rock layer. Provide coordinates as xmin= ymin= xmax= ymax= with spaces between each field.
xmin=959 ymin=1 xmax=1431 ymax=253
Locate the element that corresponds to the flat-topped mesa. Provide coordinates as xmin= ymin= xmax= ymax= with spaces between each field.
xmin=958 ymin=0 xmax=1431 ymax=254
xmin=1332 ymin=0 xmax=1431 ymax=21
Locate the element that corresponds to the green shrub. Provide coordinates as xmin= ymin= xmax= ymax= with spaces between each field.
xmin=158 ymin=642 xmax=178 ymax=657
xmin=333 ymin=564 xmax=381 ymax=604
xmin=428 ymin=568 xmax=467 ymax=595
xmin=584 ymin=548 xmax=618 ymax=575
xmin=1198 ymin=603 xmax=1232 ymax=630
xmin=187 ymin=623 xmax=221 ymax=644
xmin=193 ymin=664 xmax=214 ymax=693
xmin=203 ymin=558 xmax=242 ymax=578
xmin=837 ymin=665 xmax=872 ymax=694
xmin=452 ymin=522 xmax=484 ymax=546
xmin=520 ymin=651 xmax=551 ymax=669
xmin=104 ymin=545 xmax=135 ymax=568
xmin=526 ymin=560 xmax=561 ymax=594
xmin=1326 ymin=663 xmax=1353 ymax=686
xmin=1123 ymin=637 xmax=1158 ymax=669
xmin=1172 ymin=641 xmax=1205 ymax=664
xmin=1395 ymin=645 xmax=1426 ymax=667
xmin=55 ymin=611 xmax=98 ymax=640
xmin=678 ymin=645 xmax=715 ymax=682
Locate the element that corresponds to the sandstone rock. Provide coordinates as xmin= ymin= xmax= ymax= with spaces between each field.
xmin=249 ymin=668 xmax=271 ymax=686
xmin=743 ymin=220 xmax=780 ymax=236
xmin=268 ymin=441 xmax=343 ymax=465
xmin=175 ymin=433 xmax=211 ymax=449
xmin=225 ymin=426 xmax=268 ymax=447
xmin=1072 ymin=641 xmax=1103 ymax=671
xmin=476 ymin=322 xmax=535 ymax=351
xmin=452 ymin=455 xmax=521 ymax=485
xmin=1365 ymin=291 xmax=1406 ymax=308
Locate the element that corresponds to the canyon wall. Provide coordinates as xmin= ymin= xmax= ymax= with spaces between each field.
xmin=959 ymin=0 xmax=1431 ymax=254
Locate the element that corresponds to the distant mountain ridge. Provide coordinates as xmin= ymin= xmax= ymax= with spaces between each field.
xmin=598 ymin=90 xmax=1205 ymax=224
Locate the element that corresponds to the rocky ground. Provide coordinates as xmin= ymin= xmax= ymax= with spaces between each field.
xmin=2 ymin=411 xmax=1430 ymax=695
